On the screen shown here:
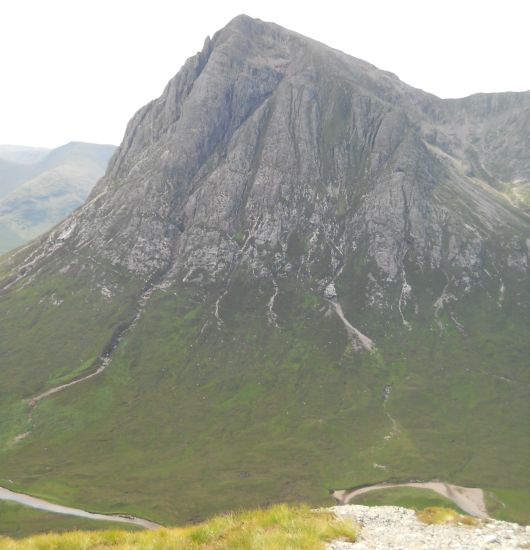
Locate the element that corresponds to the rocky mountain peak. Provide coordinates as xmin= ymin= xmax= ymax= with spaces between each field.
xmin=3 ymin=16 xmax=529 ymax=321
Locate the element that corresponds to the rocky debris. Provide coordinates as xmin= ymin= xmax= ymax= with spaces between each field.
xmin=327 ymin=505 xmax=530 ymax=550
xmin=329 ymin=300 xmax=375 ymax=351
xmin=324 ymin=282 xmax=338 ymax=299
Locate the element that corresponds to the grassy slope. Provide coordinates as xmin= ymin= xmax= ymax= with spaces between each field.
xmin=0 ymin=269 xmax=528 ymax=527
xmin=0 ymin=501 xmax=140 ymax=538
xmin=0 ymin=251 xmax=143 ymax=449
xmin=484 ymin=488 xmax=530 ymax=526
xmin=0 ymin=505 xmax=357 ymax=549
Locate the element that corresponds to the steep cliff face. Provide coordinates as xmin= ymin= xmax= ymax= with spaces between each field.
xmin=6 ymin=17 xmax=528 ymax=307
xmin=0 ymin=15 xmax=528 ymax=525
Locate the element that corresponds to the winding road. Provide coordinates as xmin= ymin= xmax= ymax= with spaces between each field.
xmin=0 ymin=480 xmax=489 ymax=531
xmin=0 ymin=486 xmax=160 ymax=529
xmin=331 ymin=481 xmax=489 ymax=519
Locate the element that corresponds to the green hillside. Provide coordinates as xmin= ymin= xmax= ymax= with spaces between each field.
xmin=0 ymin=268 xmax=528 ymax=525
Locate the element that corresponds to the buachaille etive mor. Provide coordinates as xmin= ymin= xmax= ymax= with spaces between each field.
xmin=1 ymin=15 xmax=529 ymax=526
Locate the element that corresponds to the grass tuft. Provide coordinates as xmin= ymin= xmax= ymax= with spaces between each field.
xmin=416 ymin=506 xmax=478 ymax=526
xmin=0 ymin=504 xmax=357 ymax=549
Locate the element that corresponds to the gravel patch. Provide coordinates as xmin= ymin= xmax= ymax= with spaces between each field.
xmin=327 ymin=505 xmax=530 ymax=549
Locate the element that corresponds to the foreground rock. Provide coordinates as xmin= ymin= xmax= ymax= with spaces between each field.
xmin=328 ymin=505 xmax=530 ymax=549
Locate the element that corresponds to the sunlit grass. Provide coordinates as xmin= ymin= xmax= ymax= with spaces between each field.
xmin=0 ymin=504 xmax=357 ymax=549
xmin=416 ymin=507 xmax=477 ymax=526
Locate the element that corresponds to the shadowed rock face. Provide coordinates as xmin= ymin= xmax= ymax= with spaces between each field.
xmin=6 ymin=15 xmax=528 ymax=309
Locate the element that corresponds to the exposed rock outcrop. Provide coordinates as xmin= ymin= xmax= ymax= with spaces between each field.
xmin=4 ymin=15 xmax=528 ymax=320
xmin=328 ymin=505 xmax=530 ymax=550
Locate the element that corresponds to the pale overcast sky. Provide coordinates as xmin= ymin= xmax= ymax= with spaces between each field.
xmin=2 ymin=0 xmax=529 ymax=148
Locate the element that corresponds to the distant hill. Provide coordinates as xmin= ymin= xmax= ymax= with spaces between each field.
xmin=0 ymin=145 xmax=51 ymax=165
xmin=0 ymin=142 xmax=116 ymax=254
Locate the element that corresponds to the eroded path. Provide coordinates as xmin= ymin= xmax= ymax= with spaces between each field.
xmin=331 ymin=481 xmax=489 ymax=519
xmin=13 ymin=280 xmax=166 ymax=443
xmin=28 ymin=358 xmax=111 ymax=409
xmin=0 ymin=486 xmax=160 ymax=529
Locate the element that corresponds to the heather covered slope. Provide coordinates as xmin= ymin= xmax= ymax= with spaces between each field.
xmin=0 ymin=15 xmax=528 ymax=527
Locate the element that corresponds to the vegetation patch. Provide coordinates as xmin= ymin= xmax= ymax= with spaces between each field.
xmin=0 ymin=504 xmax=357 ymax=549
xmin=0 ymin=274 xmax=528 ymax=526
xmin=416 ymin=507 xmax=477 ymax=526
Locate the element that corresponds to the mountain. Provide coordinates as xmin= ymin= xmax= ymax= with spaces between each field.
xmin=0 ymin=145 xmax=50 ymax=165
xmin=0 ymin=142 xmax=116 ymax=253
xmin=0 ymin=15 xmax=528 ymax=526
